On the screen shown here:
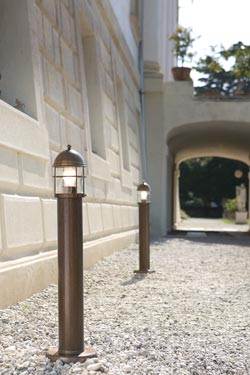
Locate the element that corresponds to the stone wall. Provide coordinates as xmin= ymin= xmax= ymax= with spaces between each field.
xmin=0 ymin=0 xmax=142 ymax=307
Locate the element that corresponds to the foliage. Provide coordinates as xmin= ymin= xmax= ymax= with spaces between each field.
xmin=224 ymin=198 xmax=237 ymax=212
xmin=194 ymin=51 xmax=236 ymax=96
xmin=220 ymin=218 xmax=235 ymax=224
xmin=169 ymin=26 xmax=197 ymax=67
xmin=179 ymin=157 xmax=248 ymax=210
xmin=222 ymin=42 xmax=250 ymax=79
xmin=185 ymin=192 xmax=204 ymax=207
xmin=180 ymin=209 xmax=190 ymax=220
xmin=221 ymin=42 xmax=250 ymax=94
xmin=194 ymin=42 xmax=250 ymax=96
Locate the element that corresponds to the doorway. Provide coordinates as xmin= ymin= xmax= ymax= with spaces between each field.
xmin=175 ymin=156 xmax=249 ymax=232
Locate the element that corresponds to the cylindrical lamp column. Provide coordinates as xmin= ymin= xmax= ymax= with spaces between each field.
xmin=47 ymin=145 xmax=96 ymax=363
xmin=134 ymin=181 xmax=154 ymax=274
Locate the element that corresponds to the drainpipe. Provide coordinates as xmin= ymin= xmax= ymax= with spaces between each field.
xmin=138 ymin=0 xmax=148 ymax=180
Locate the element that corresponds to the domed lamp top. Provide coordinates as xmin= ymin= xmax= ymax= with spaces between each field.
xmin=53 ymin=145 xmax=85 ymax=168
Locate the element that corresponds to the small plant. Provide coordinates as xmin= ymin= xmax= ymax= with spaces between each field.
xmin=169 ymin=26 xmax=197 ymax=67
xmin=180 ymin=209 xmax=190 ymax=220
xmin=224 ymin=198 xmax=237 ymax=212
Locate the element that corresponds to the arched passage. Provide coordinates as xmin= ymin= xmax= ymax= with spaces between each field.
xmin=145 ymin=79 xmax=250 ymax=237
xmin=167 ymin=121 xmax=250 ymax=231
xmin=178 ymin=156 xmax=249 ymax=231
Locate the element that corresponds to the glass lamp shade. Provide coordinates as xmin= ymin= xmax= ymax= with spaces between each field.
xmin=63 ymin=167 xmax=77 ymax=187
xmin=137 ymin=181 xmax=151 ymax=203
xmin=53 ymin=166 xmax=85 ymax=195
xmin=53 ymin=145 xmax=86 ymax=196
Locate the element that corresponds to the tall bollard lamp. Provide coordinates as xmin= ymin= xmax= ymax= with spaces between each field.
xmin=47 ymin=145 xmax=96 ymax=363
xmin=134 ymin=181 xmax=154 ymax=273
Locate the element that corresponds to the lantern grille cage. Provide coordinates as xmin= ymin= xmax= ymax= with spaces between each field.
xmin=137 ymin=190 xmax=150 ymax=203
xmin=53 ymin=166 xmax=85 ymax=196
xmin=137 ymin=181 xmax=151 ymax=203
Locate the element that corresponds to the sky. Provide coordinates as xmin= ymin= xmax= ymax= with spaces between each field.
xmin=179 ymin=0 xmax=250 ymax=85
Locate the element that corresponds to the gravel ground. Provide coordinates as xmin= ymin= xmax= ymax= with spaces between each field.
xmin=1 ymin=233 xmax=250 ymax=375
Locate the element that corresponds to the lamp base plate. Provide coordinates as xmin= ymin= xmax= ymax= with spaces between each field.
xmin=134 ymin=269 xmax=155 ymax=274
xmin=46 ymin=347 xmax=97 ymax=363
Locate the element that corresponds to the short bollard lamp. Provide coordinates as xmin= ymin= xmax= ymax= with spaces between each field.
xmin=47 ymin=145 xmax=96 ymax=363
xmin=134 ymin=181 xmax=154 ymax=273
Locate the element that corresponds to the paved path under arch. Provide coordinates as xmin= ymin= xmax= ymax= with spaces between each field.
xmin=176 ymin=217 xmax=249 ymax=232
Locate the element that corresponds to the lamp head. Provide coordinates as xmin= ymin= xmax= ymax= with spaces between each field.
xmin=137 ymin=181 xmax=151 ymax=203
xmin=53 ymin=145 xmax=86 ymax=197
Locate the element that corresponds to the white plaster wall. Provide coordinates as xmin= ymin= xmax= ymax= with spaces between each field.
xmin=2 ymin=195 xmax=43 ymax=254
xmin=109 ymin=0 xmax=138 ymax=62
xmin=0 ymin=0 xmax=142 ymax=307
xmin=164 ymin=82 xmax=250 ymax=166
xmin=144 ymin=0 xmax=161 ymax=67
xmin=145 ymin=74 xmax=167 ymax=237
xmin=0 ymin=100 xmax=50 ymax=193
xmin=48 ymin=0 xmax=141 ymax=227
xmin=164 ymin=0 xmax=178 ymax=80
xmin=164 ymin=82 xmax=250 ymax=132
xmin=144 ymin=0 xmax=177 ymax=80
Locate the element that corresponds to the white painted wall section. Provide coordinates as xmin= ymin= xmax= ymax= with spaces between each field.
xmin=109 ymin=0 xmax=138 ymax=62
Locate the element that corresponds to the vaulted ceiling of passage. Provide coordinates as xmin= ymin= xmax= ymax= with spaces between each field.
xmin=167 ymin=121 xmax=250 ymax=165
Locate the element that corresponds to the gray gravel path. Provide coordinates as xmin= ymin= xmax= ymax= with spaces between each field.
xmin=1 ymin=234 xmax=250 ymax=374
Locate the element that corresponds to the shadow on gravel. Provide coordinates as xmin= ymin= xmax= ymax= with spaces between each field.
xmin=120 ymin=273 xmax=146 ymax=286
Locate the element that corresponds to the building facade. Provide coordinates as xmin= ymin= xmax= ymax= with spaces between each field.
xmin=143 ymin=0 xmax=250 ymax=236
xmin=0 ymin=0 xmax=152 ymax=307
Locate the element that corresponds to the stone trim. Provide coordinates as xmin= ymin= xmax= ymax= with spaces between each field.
xmin=0 ymin=229 xmax=138 ymax=308
xmin=0 ymin=100 xmax=50 ymax=160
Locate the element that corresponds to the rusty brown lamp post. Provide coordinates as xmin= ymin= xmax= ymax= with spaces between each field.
xmin=47 ymin=145 xmax=96 ymax=363
xmin=134 ymin=181 xmax=154 ymax=273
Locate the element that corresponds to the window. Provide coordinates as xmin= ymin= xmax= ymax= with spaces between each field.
xmin=0 ymin=0 xmax=37 ymax=118
xmin=82 ymin=36 xmax=106 ymax=159
xmin=116 ymin=79 xmax=130 ymax=171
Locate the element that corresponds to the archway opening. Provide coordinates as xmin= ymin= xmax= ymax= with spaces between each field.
xmin=167 ymin=121 xmax=250 ymax=233
xmin=176 ymin=156 xmax=249 ymax=232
